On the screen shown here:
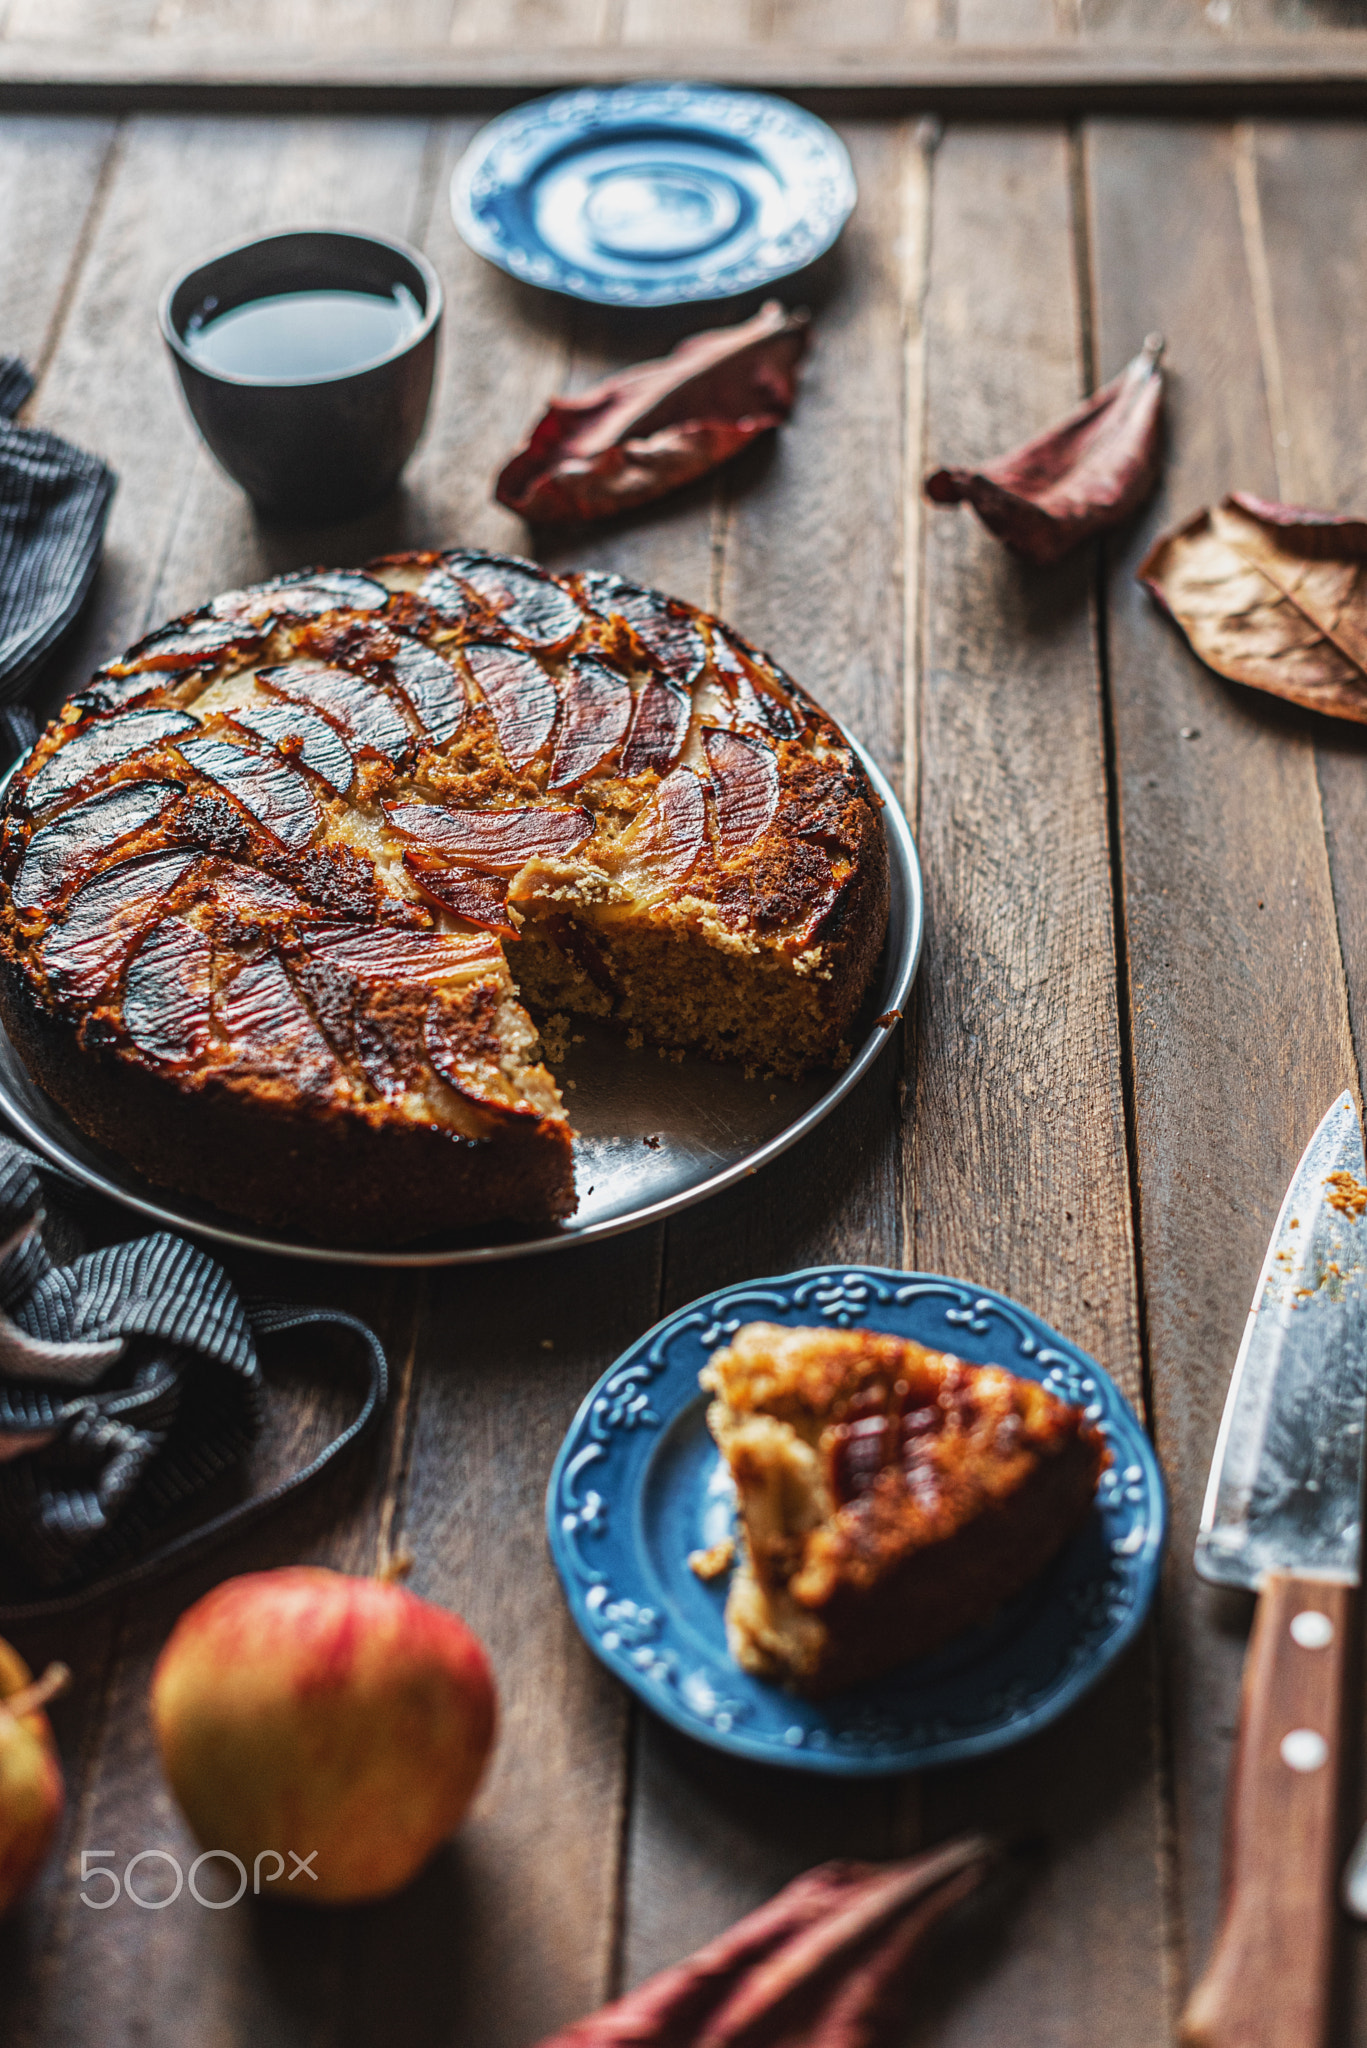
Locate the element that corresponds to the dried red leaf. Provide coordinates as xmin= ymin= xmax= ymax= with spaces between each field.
xmin=926 ymin=334 xmax=1165 ymax=567
xmin=704 ymin=728 xmax=780 ymax=855
xmin=384 ymin=801 xmax=593 ymax=871
xmin=1138 ymin=490 xmax=1367 ymax=723
xmin=497 ymin=301 xmax=809 ymax=525
xmin=549 ymin=655 xmax=633 ymax=789
xmin=532 ymin=1837 xmax=997 ymax=2048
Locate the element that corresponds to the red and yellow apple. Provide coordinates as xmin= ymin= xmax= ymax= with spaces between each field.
xmin=0 ymin=1639 xmax=68 ymax=1918
xmin=150 ymin=1567 xmax=496 ymax=1904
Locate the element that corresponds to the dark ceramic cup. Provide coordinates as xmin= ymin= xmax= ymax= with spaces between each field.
xmin=160 ymin=227 xmax=443 ymax=523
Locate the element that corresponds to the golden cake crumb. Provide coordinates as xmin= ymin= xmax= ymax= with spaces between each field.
xmin=688 ymin=1536 xmax=736 ymax=1582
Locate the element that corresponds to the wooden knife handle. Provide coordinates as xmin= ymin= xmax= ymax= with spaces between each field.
xmin=1180 ymin=1573 xmax=1352 ymax=2048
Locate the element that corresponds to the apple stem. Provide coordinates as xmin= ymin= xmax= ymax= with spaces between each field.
xmin=377 ymin=1548 xmax=415 ymax=1584
xmin=4 ymin=1662 xmax=71 ymax=1722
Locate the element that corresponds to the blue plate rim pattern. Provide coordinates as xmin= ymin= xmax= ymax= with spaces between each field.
xmin=451 ymin=81 xmax=857 ymax=307
xmin=547 ymin=1266 xmax=1167 ymax=1775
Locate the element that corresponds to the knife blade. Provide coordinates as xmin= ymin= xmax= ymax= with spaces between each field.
xmin=1182 ymin=1090 xmax=1367 ymax=2048
xmin=1196 ymin=1087 xmax=1367 ymax=1592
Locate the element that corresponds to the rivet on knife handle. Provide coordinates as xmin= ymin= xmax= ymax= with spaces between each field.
xmin=1342 ymin=1820 xmax=1367 ymax=1918
xmin=1179 ymin=1573 xmax=1349 ymax=2048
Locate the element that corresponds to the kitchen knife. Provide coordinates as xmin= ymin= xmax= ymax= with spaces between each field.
xmin=1181 ymin=1090 xmax=1367 ymax=2048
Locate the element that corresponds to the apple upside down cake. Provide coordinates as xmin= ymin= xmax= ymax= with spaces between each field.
xmin=0 ymin=552 xmax=889 ymax=1243
xmin=702 ymin=1324 xmax=1108 ymax=1694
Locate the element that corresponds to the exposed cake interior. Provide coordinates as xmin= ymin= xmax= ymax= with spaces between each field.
xmin=702 ymin=1322 xmax=1109 ymax=1694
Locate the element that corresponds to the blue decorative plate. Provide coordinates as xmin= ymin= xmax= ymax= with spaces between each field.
xmin=547 ymin=1268 xmax=1166 ymax=1775
xmin=452 ymin=84 xmax=857 ymax=307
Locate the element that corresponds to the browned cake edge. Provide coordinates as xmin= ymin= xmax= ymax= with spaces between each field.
xmin=0 ymin=962 xmax=575 ymax=1246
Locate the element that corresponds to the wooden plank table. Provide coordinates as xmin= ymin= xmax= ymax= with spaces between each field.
xmin=4 ymin=12 xmax=1367 ymax=2041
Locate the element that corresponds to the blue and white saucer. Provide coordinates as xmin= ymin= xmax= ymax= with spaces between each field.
xmin=547 ymin=1268 xmax=1166 ymax=1776
xmin=452 ymin=84 xmax=857 ymax=307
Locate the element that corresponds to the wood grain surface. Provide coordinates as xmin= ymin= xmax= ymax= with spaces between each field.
xmin=3 ymin=13 xmax=1367 ymax=2042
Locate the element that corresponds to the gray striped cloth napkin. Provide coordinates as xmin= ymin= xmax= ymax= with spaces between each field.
xmin=0 ymin=1135 xmax=388 ymax=1618
xmin=0 ymin=356 xmax=115 ymax=703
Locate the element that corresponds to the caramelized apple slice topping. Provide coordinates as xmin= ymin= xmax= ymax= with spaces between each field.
xmin=226 ymin=701 xmax=354 ymax=794
xmin=256 ymin=662 xmax=413 ymax=762
xmin=704 ymin=728 xmax=780 ymax=854
xmin=401 ymin=851 xmax=518 ymax=938
xmin=384 ymin=801 xmax=592 ymax=872
xmin=22 ymin=708 xmax=198 ymax=813
xmin=215 ymin=952 xmax=340 ymax=1092
xmin=40 ymin=851 xmax=200 ymax=998
xmin=601 ymin=766 xmax=707 ymax=888
xmin=212 ymin=569 xmax=387 ymax=621
xmin=202 ymin=861 xmax=321 ymax=935
xmin=174 ymin=734 xmax=322 ymax=852
xmin=300 ymin=925 xmax=502 ymax=985
xmin=709 ymin=628 xmax=802 ymax=741
xmin=12 ymin=780 xmax=178 ymax=913
xmin=384 ymin=636 xmax=467 ymax=749
xmin=122 ymin=916 xmax=212 ymax=1066
xmin=619 ymin=671 xmax=690 ymax=778
xmin=442 ymin=550 xmax=584 ymax=649
xmin=415 ymin=567 xmax=485 ymax=623
xmin=461 ymin=642 xmax=559 ymax=772
xmin=578 ymin=572 xmax=707 ymax=684
xmin=548 ymin=655 xmax=633 ymax=789
xmin=424 ymin=982 xmax=545 ymax=1118
xmin=110 ymin=616 xmax=263 ymax=675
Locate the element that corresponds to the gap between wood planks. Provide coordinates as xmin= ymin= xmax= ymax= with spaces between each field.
xmin=1070 ymin=115 xmax=1186 ymax=2031
xmin=12 ymin=40 xmax=1367 ymax=116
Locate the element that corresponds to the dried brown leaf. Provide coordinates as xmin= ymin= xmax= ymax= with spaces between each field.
xmin=531 ymin=1836 xmax=998 ymax=2048
xmin=495 ymin=302 xmax=809 ymax=526
xmin=1138 ymin=491 xmax=1367 ymax=723
xmin=925 ymin=334 xmax=1165 ymax=566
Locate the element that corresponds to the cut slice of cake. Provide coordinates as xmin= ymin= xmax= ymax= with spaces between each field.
xmin=701 ymin=1322 xmax=1109 ymax=1695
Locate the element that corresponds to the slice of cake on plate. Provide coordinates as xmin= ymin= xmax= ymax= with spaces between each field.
xmin=701 ymin=1322 xmax=1109 ymax=1695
